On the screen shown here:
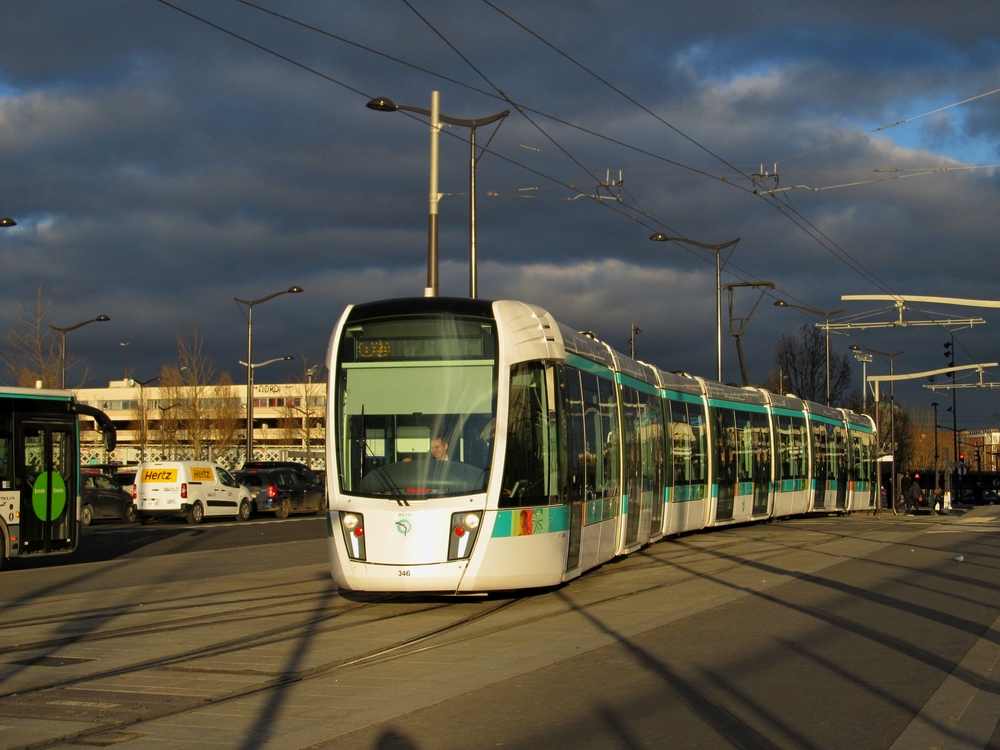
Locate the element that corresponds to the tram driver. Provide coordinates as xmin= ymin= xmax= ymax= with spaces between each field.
xmin=430 ymin=436 xmax=449 ymax=461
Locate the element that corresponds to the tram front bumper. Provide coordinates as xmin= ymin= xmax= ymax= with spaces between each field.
xmin=332 ymin=553 xmax=469 ymax=593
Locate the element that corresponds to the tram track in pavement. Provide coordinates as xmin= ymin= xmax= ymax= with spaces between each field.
xmin=5 ymin=597 xmax=522 ymax=750
xmin=4 ymin=523 xmax=882 ymax=749
xmin=3 ymin=516 xmax=944 ymax=749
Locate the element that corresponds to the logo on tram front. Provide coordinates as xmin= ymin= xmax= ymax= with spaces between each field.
xmin=395 ymin=518 xmax=412 ymax=537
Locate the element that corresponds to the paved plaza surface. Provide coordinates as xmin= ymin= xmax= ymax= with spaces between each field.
xmin=1 ymin=507 xmax=999 ymax=749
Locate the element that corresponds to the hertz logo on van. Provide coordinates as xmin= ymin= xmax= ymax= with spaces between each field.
xmin=141 ymin=468 xmax=178 ymax=482
xmin=190 ymin=467 xmax=214 ymax=481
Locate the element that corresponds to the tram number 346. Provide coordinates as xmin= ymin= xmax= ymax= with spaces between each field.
xmin=397 ymin=569 xmax=411 ymax=577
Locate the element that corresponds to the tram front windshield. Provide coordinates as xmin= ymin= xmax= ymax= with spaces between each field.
xmin=336 ymin=315 xmax=497 ymax=499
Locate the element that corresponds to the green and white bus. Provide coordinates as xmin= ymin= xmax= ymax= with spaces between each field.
xmin=0 ymin=386 xmax=115 ymax=569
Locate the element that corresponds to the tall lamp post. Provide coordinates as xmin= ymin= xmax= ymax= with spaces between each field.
xmin=238 ymin=355 xmax=294 ymax=462
xmin=649 ymin=233 xmax=741 ymax=381
xmin=49 ymin=315 xmax=111 ymax=389
xmin=852 ymin=349 xmax=873 ymax=411
xmin=931 ymin=401 xmax=940 ymax=495
xmin=305 ymin=364 xmax=320 ymax=469
xmin=131 ymin=376 xmax=159 ymax=462
xmin=120 ymin=342 xmax=130 ymax=379
xmin=234 ymin=287 xmax=302 ymax=463
xmin=773 ymin=300 xmax=844 ymax=405
xmin=0 ymin=218 xmax=15 ymax=227
xmin=851 ymin=344 xmax=904 ymax=510
xmin=159 ymin=403 xmax=178 ymax=460
xmin=367 ymin=94 xmax=509 ymax=299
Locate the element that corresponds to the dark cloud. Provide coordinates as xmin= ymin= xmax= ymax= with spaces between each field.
xmin=1 ymin=0 xmax=999 ymax=422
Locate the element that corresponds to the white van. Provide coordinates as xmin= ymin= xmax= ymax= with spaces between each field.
xmin=132 ymin=461 xmax=252 ymax=525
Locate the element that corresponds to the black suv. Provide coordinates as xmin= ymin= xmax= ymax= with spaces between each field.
xmin=81 ymin=470 xmax=136 ymax=525
xmin=235 ymin=467 xmax=327 ymax=519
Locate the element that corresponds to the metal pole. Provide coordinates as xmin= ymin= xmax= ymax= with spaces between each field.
xmin=60 ymin=332 xmax=67 ymax=390
xmin=890 ymin=357 xmax=896 ymax=512
xmin=932 ymin=402 xmax=939 ymax=494
xmin=716 ymin=247 xmax=722 ymax=382
xmin=952 ymin=335 xmax=958 ymax=465
xmin=469 ymin=125 xmax=477 ymax=299
xmin=427 ymin=90 xmax=440 ymax=297
xmin=861 ymin=358 xmax=867 ymax=411
xmin=825 ymin=316 xmax=831 ymax=406
xmin=305 ymin=370 xmax=312 ymax=470
xmin=245 ymin=304 xmax=254 ymax=462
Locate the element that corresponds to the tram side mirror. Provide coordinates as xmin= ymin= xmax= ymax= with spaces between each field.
xmin=102 ymin=426 xmax=117 ymax=453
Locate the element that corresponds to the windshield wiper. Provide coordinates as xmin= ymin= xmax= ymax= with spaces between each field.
xmin=359 ymin=405 xmax=408 ymax=506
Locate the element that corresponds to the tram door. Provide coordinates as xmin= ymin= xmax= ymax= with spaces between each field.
xmin=19 ymin=421 xmax=77 ymax=554
xmin=714 ymin=408 xmax=736 ymax=522
xmin=562 ymin=366 xmax=584 ymax=573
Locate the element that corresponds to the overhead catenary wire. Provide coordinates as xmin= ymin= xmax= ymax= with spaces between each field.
xmin=158 ymin=0 xmax=986 ymax=365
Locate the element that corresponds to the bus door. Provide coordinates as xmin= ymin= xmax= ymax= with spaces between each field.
xmin=19 ymin=421 xmax=77 ymax=554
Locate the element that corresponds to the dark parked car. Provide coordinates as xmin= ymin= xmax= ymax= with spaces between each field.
xmin=235 ymin=467 xmax=327 ymax=519
xmin=113 ymin=469 xmax=137 ymax=488
xmin=81 ymin=470 xmax=136 ymax=525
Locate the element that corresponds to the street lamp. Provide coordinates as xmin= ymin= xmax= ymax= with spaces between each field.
xmin=850 ymin=344 xmax=904 ymax=510
xmin=132 ymin=376 xmax=159 ymax=462
xmin=852 ymin=349 xmax=873 ymax=411
xmin=774 ymin=300 xmax=844 ymax=405
xmin=367 ymin=93 xmax=509 ymax=298
xmin=649 ymin=232 xmax=741 ymax=382
xmin=49 ymin=315 xmax=111 ymax=389
xmin=159 ymin=403 xmax=178 ymax=460
xmin=234 ymin=287 xmax=302 ymax=463
xmin=237 ymin=353 xmax=295 ymax=462
xmin=0 ymin=218 xmax=15 ymax=227
xmin=931 ymin=401 xmax=939 ymax=495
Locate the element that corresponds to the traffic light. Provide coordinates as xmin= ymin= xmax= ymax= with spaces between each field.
xmin=959 ymin=452 xmax=965 ymax=464
xmin=944 ymin=341 xmax=954 ymax=366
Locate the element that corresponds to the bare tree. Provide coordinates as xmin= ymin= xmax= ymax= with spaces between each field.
xmin=280 ymin=359 xmax=325 ymax=468
xmin=1 ymin=286 xmax=64 ymax=387
xmin=210 ymin=371 xmax=244 ymax=468
xmin=773 ymin=325 xmax=853 ymax=405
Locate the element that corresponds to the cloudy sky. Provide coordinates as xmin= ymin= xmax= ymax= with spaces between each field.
xmin=2 ymin=0 xmax=999 ymax=429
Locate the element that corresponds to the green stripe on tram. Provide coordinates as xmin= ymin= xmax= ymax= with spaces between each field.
xmin=564 ymin=353 xmax=615 ymax=380
xmin=492 ymin=505 xmax=570 ymax=537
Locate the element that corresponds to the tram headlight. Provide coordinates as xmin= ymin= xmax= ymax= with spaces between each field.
xmin=339 ymin=512 xmax=366 ymax=561
xmin=448 ymin=510 xmax=483 ymax=561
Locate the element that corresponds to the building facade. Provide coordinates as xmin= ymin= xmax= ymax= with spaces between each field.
xmin=74 ymin=379 xmax=326 ymax=470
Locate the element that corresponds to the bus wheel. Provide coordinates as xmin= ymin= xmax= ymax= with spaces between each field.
xmin=81 ymin=504 xmax=94 ymax=527
xmin=187 ymin=501 xmax=204 ymax=525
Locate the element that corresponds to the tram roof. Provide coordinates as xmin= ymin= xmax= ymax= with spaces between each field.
xmin=0 ymin=385 xmax=76 ymax=402
xmin=345 ymin=297 xmax=496 ymax=322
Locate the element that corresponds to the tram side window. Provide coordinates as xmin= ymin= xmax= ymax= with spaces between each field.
xmin=751 ymin=411 xmax=770 ymax=480
xmin=851 ymin=432 xmax=864 ymax=481
xmin=621 ymin=386 xmax=642 ymax=502
xmin=0 ymin=432 xmax=11 ymax=489
xmin=669 ymin=400 xmax=707 ymax=486
xmin=597 ymin=375 xmax=619 ymax=499
xmin=811 ymin=421 xmax=829 ymax=481
xmin=831 ymin=425 xmax=847 ymax=482
xmin=777 ymin=415 xmax=808 ymax=480
xmin=712 ymin=407 xmax=737 ymax=487
xmin=736 ymin=410 xmax=754 ymax=483
xmin=500 ymin=362 xmax=557 ymax=507
xmin=640 ymin=391 xmax=667 ymax=493
xmin=562 ymin=367 xmax=587 ymax=502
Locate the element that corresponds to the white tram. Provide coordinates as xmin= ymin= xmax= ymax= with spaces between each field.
xmin=325 ymin=297 xmax=877 ymax=593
